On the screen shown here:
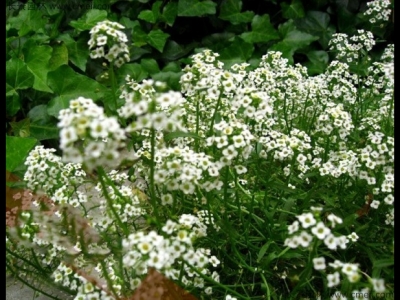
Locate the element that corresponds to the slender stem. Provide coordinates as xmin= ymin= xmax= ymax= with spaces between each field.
xmin=109 ymin=63 xmax=118 ymax=112
xmin=97 ymin=167 xmax=129 ymax=236
xmin=149 ymin=128 xmax=161 ymax=226
xmin=260 ymin=273 xmax=271 ymax=300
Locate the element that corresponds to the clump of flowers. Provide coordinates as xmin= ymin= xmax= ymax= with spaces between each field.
xmin=7 ymin=18 xmax=394 ymax=300
xmin=58 ymin=97 xmax=128 ymax=171
xmin=363 ymin=0 xmax=392 ymax=24
xmin=88 ymin=20 xmax=130 ymax=67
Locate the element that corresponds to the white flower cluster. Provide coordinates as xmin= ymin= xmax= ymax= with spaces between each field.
xmin=259 ymin=128 xmax=312 ymax=163
xmin=284 ymin=210 xmax=353 ymax=251
xmin=151 ymin=146 xmax=222 ymax=195
xmin=88 ymin=20 xmax=130 ymax=67
xmin=24 ymin=145 xmax=86 ymax=196
xmin=122 ymin=215 xmax=221 ymax=293
xmin=329 ymin=30 xmax=375 ymax=63
xmin=364 ymin=0 xmax=392 ymax=24
xmin=314 ymin=103 xmax=354 ymax=138
xmin=118 ymin=78 xmax=187 ymax=133
xmin=206 ymin=119 xmax=254 ymax=166
xmin=93 ymin=170 xmax=146 ymax=229
xmin=58 ymin=97 xmax=127 ymax=171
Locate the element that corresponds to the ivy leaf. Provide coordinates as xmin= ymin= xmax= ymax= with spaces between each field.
xmin=304 ymin=50 xmax=329 ymax=75
xmin=116 ymin=63 xmax=148 ymax=84
xmin=269 ymin=20 xmax=319 ymax=64
xmin=7 ymin=7 xmax=47 ymax=36
xmin=27 ymin=104 xmax=59 ymax=141
xmin=58 ymin=34 xmax=89 ymax=71
xmin=162 ymin=40 xmax=197 ymax=61
xmin=147 ymin=29 xmax=170 ymax=52
xmin=9 ymin=118 xmax=31 ymax=138
xmin=294 ymin=10 xmax=336 ymax=49
xmin=23 ymin=43 xmax=53 ymax=93
xmin=6 ymin=135 xmax=38 ymax=172
xmin=47 ymin=65 xmax=106 ymax=117
xmin=132 ymin=22 xmax=148 ymax=47
xmin=152 ymin=71 xmax=183 ymax=91
xmin=240 ymin=15 xmax=280 ymax=43
xmin=139 ymin=1 xmax=162 ymax=23
xmin=140 ymin=58 xmax=160 ymax=75
xmin=219 ymin=0 xmax=254 ymax=24
xmin=161 ymin=2 xmax=178 ymax=26
xmin=281 ymin=0 xmax=305 ymax=19
xmin=69 ymin=9 xmax=108 ymax=31
xmin=48 ymin=43 xmax=69 ymax=71
xmin=219 ymin=37 xmax=254 ymax=68
xmin=6 ymin=92 xmax=21 ymax=117
xmin=6 ymin=58 xmax=35 ymax=93
xmin=138 ymin=10 xmax=157 ymax=23
xmin=177 ymin=0 xmax=217 ymax=17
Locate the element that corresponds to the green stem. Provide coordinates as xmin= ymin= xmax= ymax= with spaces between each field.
xmin=109 ymin=63 xmax=118 ymax=112
xmin=149 ymin=128 xmax=161 ymax=226
xmin=97 ymin=167 xmax=129 ymax=236
xmin=208 ymin=91 xmax=222 ymax=136
xmin=260 ymin=273 xmax=271 ymax=300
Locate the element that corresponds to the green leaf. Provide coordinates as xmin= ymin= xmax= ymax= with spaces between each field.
xmin=28 ymin=104 xmax=53 ymax=123
xmin=304 ymin=50 xmax=329 ymax=75
xmin=269 ymin=20 xmax=319 ymax=64
xmin=29 ymin=124 xmax=60 ymax=141
xmin=132 ymin=23 xmax=148 ymax=47
xmin=6 ymin=135 xmax=38 ymax=172
xmin=146 ymin=29 xmax=170 ymax=52
xmin=281 ymin=0 xmax=305 ymax=19
xmin=177 ymin=0 xmax=217 ymax=17
xmin=219 ymin=37 xmax=254 ymax=68
xmin=6 ymin=92 xmax=21 ymax=117
xmin=48 ymin=43 xmax=69 ymax=71
xmin=58 ymin=34 xmax=89 ymax=71
xmin=7 ymin=7 xmax=47 ymax=36
xmin=161 ymin=2 xmax=178 ymax=26
xmin=283 ymin=29 xmax=319 ymax=47
xmin=164 ymin=131 xmax=203 ymax=142
xmin=240 ymin=15 xmax=280 ymax=43
xmin=373 ymin=258 xmax=394 ymax=269
xmin=294 ymin=11 xmax=336 ymax=49
xmin=69 ymin=9 xmax=108 ymax=31
xmin=9 ymin=118 xmax=31 ymax=138
xmin=152 ymin=71 xmax=183 ymax=91
xmin=162 ymin=40 xmax=197 ymax=61
xmin=119 ymin=17 xmax=137 ymax=29
xmin=257 ymin=241 xmax=273 ymax=262
xmin=139 ymin=1 xmax=162 ymax=23
xmin=116 ymin=63 xmax=148 ymax=84
xmin=6 ymin=58 xmax=35 ymax=92
xmin=138 ymin=10 xmax=157 ymax=23
xmin=140 ymin=58 xmax=160 ymax=75
xmin=23 ymin=43 xmax=53 ymax=93
xmin=219 ymin=0 xmax=254 ymax=24
xmin=46 ymin=65 xmax=106 ymax=117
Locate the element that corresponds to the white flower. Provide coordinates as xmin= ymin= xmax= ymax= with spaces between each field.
xmin=297 ymin=213 xmax=317 ymax=228
xmin=371 ymin=278 xmax=386 ymax=293
xmin=313 ymin=257 xmax=326 ymax=270
xmin=327 ymin=214 xmax=343 ymax=228
xmin=327 ymin=271 xmax=340 ymax=287
xmin=324 ymin=234 xmax=338 ymax=250
xmin=347 ymin=232 xmax=359 ymax=242
xmin=297 ymin=231 xmax=313 ymax=247
xmin=288 ymin=220 xmax=300 ymax=234
xmin=311 ymin=222 xmax=331 ymax=240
